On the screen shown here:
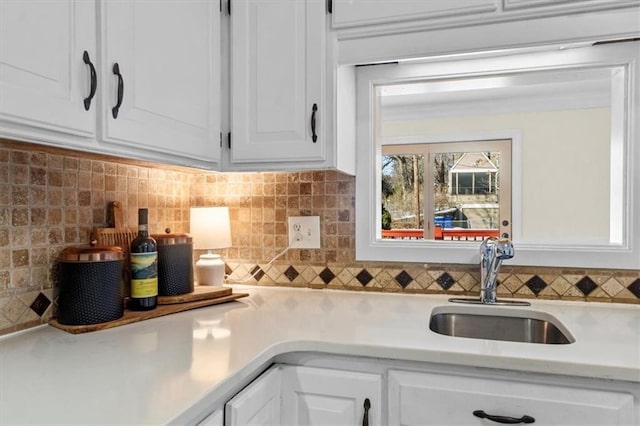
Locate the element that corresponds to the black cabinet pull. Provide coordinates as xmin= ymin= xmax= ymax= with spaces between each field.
xmin=473 ymin=410 xmax=535 ymax=424
xmin=311 ymin=103 xmax=318 ymax=143
xmin=82 ymin=51 xmax=97 ymax=111
xmin=112 ymin=63 xmax=124 ymax=119
xmin=362 ymin=398 xmax=370 ymax=426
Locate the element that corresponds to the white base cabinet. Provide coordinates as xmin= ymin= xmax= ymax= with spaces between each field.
xmin=225 ymin=364 xmax=382 ymax=426
xmin=388 ymin=369 xmax=635 ymax=426
xmin=198 ymin=409 xmax=223 ymax=426
xmin=219 ymin=354 xmax=638 ymax=426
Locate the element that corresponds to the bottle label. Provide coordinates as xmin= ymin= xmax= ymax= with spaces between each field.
xmin=130 ymin=252 xmax=158 ymax=298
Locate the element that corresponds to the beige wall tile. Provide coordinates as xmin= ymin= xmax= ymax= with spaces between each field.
xmin=1 ymin=140 xmax=639 ymax=336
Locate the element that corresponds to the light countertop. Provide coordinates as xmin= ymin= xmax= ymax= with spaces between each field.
xmin=1 ymin=286 xmax=639 ymax=425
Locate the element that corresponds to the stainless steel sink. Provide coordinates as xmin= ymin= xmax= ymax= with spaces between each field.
xmin=429 ymin=305 xmax=575 ymax=344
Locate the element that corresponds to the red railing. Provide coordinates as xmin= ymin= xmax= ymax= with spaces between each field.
xmin=382 ymin=228 xmax=499 ymax=241
xmin=381 ymin=229 xmax=424 ymax=239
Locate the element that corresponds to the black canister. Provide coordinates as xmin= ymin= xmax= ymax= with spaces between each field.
xmin=152 ymin=229 xmax=194 ymax=296
xmin=57 ymin=242 xmax=124 ymax=325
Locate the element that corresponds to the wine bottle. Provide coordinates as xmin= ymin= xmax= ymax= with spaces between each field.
xmin=129 ymin=208 xmax=158 ymax=311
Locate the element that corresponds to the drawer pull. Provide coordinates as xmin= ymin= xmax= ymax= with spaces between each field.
xmin=362 ymin=398 xmax=370 ymax=426
xmin=311 ymin=103 xmax=318 ymax=143
xmin=112 ymin=63 xmax=124 ymax=119
xmin=473 ymin=410 xmax=535 ymax=424
xmin=82 ymin=51 xmax=97 ymax=111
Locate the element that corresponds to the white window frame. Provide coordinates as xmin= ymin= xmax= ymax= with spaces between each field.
xmin=355 ymin=43 xmax=639 ymax=268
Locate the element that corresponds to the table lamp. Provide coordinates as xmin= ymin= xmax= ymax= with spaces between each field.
xmin=190 ymin=206 xmax=232 ymax=286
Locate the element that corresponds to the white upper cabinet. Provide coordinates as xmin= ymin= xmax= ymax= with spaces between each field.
xmin=0 ymin=0 xmax=220 ymax=169
xmin=229 ymin=0 xmax=326 ymax=168
xmin=331 ymin=0 xmax=640 ymax=30
xmin=0 ymin=0 xmax=97 ymax=141
xmin=100 ymin=1 xmax=220 ymax=165
xmin=332 ymin=0 xmax=497 ymax=28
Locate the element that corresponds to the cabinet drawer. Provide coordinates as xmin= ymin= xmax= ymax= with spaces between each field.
xmin=388 ymin=370 xmax=635 ymax=425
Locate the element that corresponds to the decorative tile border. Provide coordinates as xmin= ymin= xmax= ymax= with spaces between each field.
xmin=224 ymin=262 xmax=640 ymax=304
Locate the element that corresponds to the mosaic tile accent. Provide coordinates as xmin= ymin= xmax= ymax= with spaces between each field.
xmin=284 ymin=266 xmax=299 ymax=282
xmin=576 ymin=276 xmax=598 ymax=296
xmin=250 ymin=265 xmax=265 ymax=282
xmin=356 ymin=269 xmax=373 ymax=286
xmin=29 ymin=292 xmax=51 ymax=317
xmin=525 ymin=275 xmax=547 ymax=295
xmin=395 ymin=271 xmax=413 ymax=289
xmin=319 ymin=268 xmax=335 ymax=284
xmin=628 ymin=278 xmax=640 ymax=298
xmin=436 ymin=272 xmax=455 ymax=290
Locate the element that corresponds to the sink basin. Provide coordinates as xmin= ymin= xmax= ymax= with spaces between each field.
xmin=429 ymin=305 xmax=574 ymax=344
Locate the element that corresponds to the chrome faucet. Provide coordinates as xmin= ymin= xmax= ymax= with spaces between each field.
xmin=449 ymin=237 xmax=530 ymax=306
xmin=479 ymin=237 xmax=514 ymax=304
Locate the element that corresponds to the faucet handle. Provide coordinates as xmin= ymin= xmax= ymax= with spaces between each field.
xmin=494 ymin=238 xmax=515 ymax=259
xmin=480 ymin=237 xmax=498 ymax=258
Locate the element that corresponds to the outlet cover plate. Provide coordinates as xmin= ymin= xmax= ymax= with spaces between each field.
xmin=288 ymin=216 xmax=320 ymax=248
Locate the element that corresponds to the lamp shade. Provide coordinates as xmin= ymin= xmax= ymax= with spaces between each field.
xmin=190 ymin=207 xmax=232 ymax=250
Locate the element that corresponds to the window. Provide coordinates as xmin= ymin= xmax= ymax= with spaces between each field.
xmin=353 ymin=42 xmax=639 ymax=268
xmin=381 ymin=140 xmax=511 ymax=241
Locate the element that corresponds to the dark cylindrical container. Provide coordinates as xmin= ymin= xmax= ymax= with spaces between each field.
xmin=57 ymin=243 xmax=124 ymax=325
xmin=152 ymin=230 xmax=194 ymax=296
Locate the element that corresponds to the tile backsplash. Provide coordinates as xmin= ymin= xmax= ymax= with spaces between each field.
xmin=1 ymin=140 xmax=639 ymax=335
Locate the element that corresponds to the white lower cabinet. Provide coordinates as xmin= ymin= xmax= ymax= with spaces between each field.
xmin=216 ymin=356 xmax=638 ymax=426
xmin=388 ymin=369 xmax=635 ymax=426
xmin=198 ymin=408 xmax=223 ymax=426
xmin=225 ymin=365 xmax=282 ymax=425
xmin=225 ymin=364 xmax=382 ymax=426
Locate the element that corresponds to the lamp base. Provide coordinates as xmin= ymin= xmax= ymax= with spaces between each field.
xmin=195 ymin=253 xmax=225 ymax=286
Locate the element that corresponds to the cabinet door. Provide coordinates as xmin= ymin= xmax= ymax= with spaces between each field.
xmin=100 ymin=1 xmax=220 ymax=163
xmin=332 ymin=0 xmax=497 ymax=28
xmin=388 ymin=370 xmax=635 ymax=426
xmin=225 ymin=365 xmax=282 ymax=426
xmin=230 ymin=0 xmax=325 ymax=164
xmin=0 ymin=0 xmax=96 ymax=138
xmin=198 ymin=409 xmax=223 ymax=426
xmin=281 ymin=366 xmax=382 ymax=426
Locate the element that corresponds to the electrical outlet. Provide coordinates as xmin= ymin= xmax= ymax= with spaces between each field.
xmin=288 ymin=216 xmax=321 ymax=249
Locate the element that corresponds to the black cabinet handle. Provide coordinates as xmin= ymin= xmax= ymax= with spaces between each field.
xmin=82 ymin=51 xmax=97 ymax=111
xmin=362 ymin=398 xmax=370 ymax=426
xmin=112 ymin=63 xmax=124 ymax=119
xmin=473 ymin=410 xmax=535 ymax=424
xmin=311 ymin=103 xmax=318 ymax=143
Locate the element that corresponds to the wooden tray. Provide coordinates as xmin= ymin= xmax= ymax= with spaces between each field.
xmin=158 ymin=286 xmax=232 ymax=304
xmin=50 ymin=287 xmax=248 ymax=334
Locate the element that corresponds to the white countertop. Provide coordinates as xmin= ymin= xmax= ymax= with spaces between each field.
xmin=1 ymin=286 xmax=639 ymax=425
